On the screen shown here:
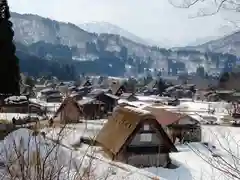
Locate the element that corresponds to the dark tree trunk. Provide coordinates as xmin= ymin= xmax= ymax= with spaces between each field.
xmin=0 ymin=0 xmax=20 ymax=96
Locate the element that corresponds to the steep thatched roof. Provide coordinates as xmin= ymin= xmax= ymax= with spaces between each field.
xmin=96 ymin=106 xmax=177 ymax=155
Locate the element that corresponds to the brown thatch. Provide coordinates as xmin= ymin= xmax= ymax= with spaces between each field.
xmin=53 ymin=97 xmax=81 ymax=124
xmin=54 ymin=96 xmax=109 ymax=123
xmin=96 ymin=106 xmax=177 ymax=157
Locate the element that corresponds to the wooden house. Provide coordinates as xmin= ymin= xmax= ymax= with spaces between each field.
xmin=215 ymin=90 xmax=235 ymax=102
xmin=143 ymin=106 xmax=201 ymax=144
xmin=219 ymin=72 xmax=240 ymax=91
xmin=2 ymin=96 xmax=44 ymax=115
xmin=110 ymin=81 xmax=126 ymax=96
xmin=96 ymin=106 xmax=177 ymax=168
xmin=45 ymin=94 xmax=63 ymax=103
xmin=53 ymin=97 xmax=81 ymax=124
xmin=78 ymin=98 xmax=106 ymax=119
xmin=76 ymin=86 xmax=92 ymax=95
xmin=38 ymin=89 xmax=63 ymax=102
xmin=53 ymin=97 xmax=106 ymax=123
xmin=88 ymin=89 xmax=119 ymax=112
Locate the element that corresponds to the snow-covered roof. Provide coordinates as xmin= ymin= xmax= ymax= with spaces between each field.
xmin=4 ymin=96 xmax=28 ymax=104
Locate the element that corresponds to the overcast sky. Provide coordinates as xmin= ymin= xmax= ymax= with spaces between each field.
xmin=8 ymin=0 xmax=237 ymax=47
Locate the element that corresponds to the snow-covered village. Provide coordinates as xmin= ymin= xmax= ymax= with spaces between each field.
xmin=2 ymin=0 xmax=240 ymax=179
xmin=0 ymin=74 xmax=239 ymax=180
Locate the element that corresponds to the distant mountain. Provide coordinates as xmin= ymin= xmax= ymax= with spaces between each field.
xmin=179 ymin=31 xmax=240 ymax=57
xmin=78 ymin=21 xmax=152 ymax=46
xmin=78 ymin=21 xmax=171 ymax=48
xmin=10 ymin=12 xmax=237 ymax=78
xmin=11 ymin=12 xmax=95 ymax=47
xmin=186 ymin=36 xmax=221 ymax=46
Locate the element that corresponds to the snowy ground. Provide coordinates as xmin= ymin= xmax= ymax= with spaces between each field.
xmin=1 ymin=99 xmax=238 ymax=179
xmin=42 ymin=121 xmax=240 ymax=180
xmin=1 ymin=120 xmax=240 ymax=179
xmin=0 ymin=128 xmax=164 ymax=180
xmin=146 ymin=125 xmax=240 ymax=180
xmin=0 ymin=113 xmax=42 ymax=122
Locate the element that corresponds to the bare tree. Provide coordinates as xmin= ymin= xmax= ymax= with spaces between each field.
xmin=187 ymin=127 xmax=240 ymax=180
xmin=0 ymin=122 xmax=118 ymax=180
xmin=169 ymin=0 xmax=240 ymax=16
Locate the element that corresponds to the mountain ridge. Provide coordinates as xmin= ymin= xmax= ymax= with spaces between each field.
xmin=178 ymin=30 xmax=240 ymax=57
xmin=78 ymin=21 xmax=170 ymax=48
xmin=10 ymin=11 xmax=238 ymax=78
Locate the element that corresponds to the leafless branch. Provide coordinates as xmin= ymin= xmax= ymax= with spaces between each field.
xmin=189 ymin=128 xmax=240 ymax=179
xmin=169 ymin=0 xmax=240 ymax=17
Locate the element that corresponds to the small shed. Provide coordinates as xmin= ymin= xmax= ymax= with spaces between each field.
xmin=96 ymin=106 xmax=177 ymax=168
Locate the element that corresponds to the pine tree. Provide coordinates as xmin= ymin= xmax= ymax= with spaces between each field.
xmin=0 ymin=0 xmax=20 ymax=95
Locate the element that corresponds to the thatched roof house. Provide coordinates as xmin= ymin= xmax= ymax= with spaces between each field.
xmin=96 ymin=106 xmax=177 ymax=168
xmin=53 ymin=97 xmax=106 ymax=124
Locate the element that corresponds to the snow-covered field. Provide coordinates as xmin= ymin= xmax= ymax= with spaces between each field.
xmin=1 ymin=99 xmax=240 ymax=179
xmin=41 ymin=120 xmax=240 ymax=180
xmin=147 ymin=125 xmax=240 ymax=180
xmin=0 ymin=128 xmax=164 ymax=180
xmin=1 ymin=121 xmax=240 ymax=179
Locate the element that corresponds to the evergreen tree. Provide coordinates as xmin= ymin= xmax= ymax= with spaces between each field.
xmin=0 ymin=0 xmax=20 ymax=95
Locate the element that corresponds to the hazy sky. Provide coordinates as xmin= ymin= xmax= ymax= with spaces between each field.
xmin=8 ymin=0 xmax=237 ymax=47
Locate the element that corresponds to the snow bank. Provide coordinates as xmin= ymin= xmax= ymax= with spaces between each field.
xmin=146 ymin=126 xmax=240 ymax=180
xmin=0 ymin=128 xmax=79 ymax=180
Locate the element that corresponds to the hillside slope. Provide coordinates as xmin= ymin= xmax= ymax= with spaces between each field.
xmin=10 ymin=12 xmax=238 ymax=76
xmin=182 ymin=31 xmax=240 ymax=57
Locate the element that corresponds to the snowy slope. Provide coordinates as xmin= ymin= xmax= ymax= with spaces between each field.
xmin=0 ymin=128 xmax=165 ymax=180
xmin=79 ymin=22 xmax=150 ymax=45
xmin=179 ymin=31 xmax=240 ymax=57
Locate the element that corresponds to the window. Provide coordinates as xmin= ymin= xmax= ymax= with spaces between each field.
xmin=143 ymin=124 xmax=150 ymax=131
xmin=140 ymin=133 xmax=152 ymax=142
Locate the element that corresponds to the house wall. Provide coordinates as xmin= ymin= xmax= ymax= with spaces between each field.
xmin=47 ymin=97 xmax=62 ymax=103
xmin=60 ymin=102 xmax=81 ymax=123
xmin=130 ymin=133 xmax=162 ymax=146
xmin=2 ymin=105 xmax=42 ymax=114
xmin=167 ymin=125 xmax=201 ymax=143
xmin=96 ymin=94 xmax=116 ymax=112
xmin=82 ymin=104 xmax=105 ymax=119
xmin=126 ymin=153 xmax=170 ymax=168
xmin=123 ymin=123 xmax=171 ymax=167
xmin=222 ymin=76 xmax=240 ymax=91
